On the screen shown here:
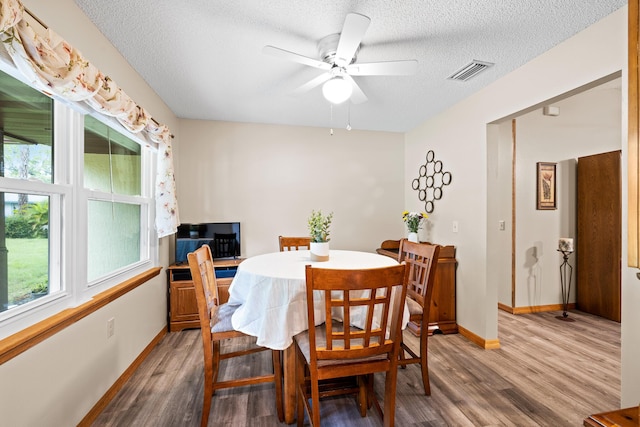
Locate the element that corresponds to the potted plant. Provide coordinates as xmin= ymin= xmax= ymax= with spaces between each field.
xmin=308 ymin=210 xmax=333 ymax=261
xmin=402 ymin=210 xmax=428 ymax=242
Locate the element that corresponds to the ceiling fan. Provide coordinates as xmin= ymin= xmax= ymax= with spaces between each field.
xmin=263 ymin=12 xmax=418 ymax=105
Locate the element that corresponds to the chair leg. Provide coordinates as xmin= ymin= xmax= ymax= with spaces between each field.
xmin=201 ymin=351 xmax=215 ymax=427
xmin=272 ymin=350 xmax=284 ymax=422
xmin=357 ymin=375 xmax=367 ymax=417
xmin=399 ymin=335 xmax=407 ymax=369
xmin=420 ymin=324 xmax=431 ymax=396
xmin=366 ymin=373 xmax=374 ymax=409
xmin=311 ymin=376 xmax=321 ymax=427
xmin=211 ymin=340 xmax=221 ymax=394
xmin=383 ymin=363 xmax=399 ymax=427
xmin=296 ymin=347 xmax=305 ymax=427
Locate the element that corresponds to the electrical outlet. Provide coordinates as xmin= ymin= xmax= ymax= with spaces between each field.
xmin=499 ymin=220 xmax=505 ymax=231
xmin=107 ymin=317 xmax=115 ymax=338
xmin=452 ymin=221 xmax=459 ymax=233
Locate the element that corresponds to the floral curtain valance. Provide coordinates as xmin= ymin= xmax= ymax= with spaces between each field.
xmin=0 ymin=0 xmax=179 ymax=237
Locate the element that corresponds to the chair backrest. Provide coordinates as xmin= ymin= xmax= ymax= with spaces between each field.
xmin=397 ymin=239 xmax=440 ymax=310
xmin=304 ymin=263 xmax=409 ymax=363
xmin=212 ymin=232 xmax=237 ymax=258
xmin=187 ymin=245 xmax=219 ymax=351
xmin=279 ymin=235 xmax=312 ymax=251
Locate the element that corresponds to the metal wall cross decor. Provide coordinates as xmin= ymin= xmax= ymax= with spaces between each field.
xmin=411 ymin=150 xmax=452 ymax=213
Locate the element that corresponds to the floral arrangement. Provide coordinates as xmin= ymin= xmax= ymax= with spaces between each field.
xmin=308 ymin=210 xmax=333 ymax=243
xmin=402 ymin=210 xmax=428 ymax=233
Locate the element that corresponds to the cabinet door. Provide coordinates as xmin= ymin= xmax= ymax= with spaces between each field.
xmin=429 ymin=258 xmax=456 ymax=324
xmin=170 ymin=281 xmax=199 ymax=325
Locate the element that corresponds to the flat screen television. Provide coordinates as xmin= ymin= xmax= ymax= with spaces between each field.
xmin=175 ymin=222 xmax=241 ymax=264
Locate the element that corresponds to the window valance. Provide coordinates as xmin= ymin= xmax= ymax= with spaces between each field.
xmin=0 ymin=0 xmax=179 ymax=237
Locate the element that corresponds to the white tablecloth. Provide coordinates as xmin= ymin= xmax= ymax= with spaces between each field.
xmin=228 ymin=250 xmax=404 ymax=350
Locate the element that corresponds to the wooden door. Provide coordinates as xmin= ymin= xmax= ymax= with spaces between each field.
xmin=577 ymin=150 xmax=621 ymax=322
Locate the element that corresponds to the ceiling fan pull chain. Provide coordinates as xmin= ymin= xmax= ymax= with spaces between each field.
xmin=347 ymin=103 xmax=352 ymax=131
xmin=330 ymin=104 xmax=334 ymax=136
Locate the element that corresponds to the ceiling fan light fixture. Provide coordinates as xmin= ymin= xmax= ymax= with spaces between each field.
xmin=322 ymin=76 xmax=352 ymax=104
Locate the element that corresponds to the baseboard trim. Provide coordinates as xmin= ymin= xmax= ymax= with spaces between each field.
xmin=458 ymin=324 xmax=501 ymax=349
xmin=498 ymin=302 xmax=576 ymax=315
xmin=78 ymin=327 xmax=167 ymax=426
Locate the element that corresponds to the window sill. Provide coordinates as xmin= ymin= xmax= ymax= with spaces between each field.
xmin=0 ymin=267 xmax=162 ymax=365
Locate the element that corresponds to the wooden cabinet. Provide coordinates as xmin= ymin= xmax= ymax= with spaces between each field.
xmin=166 ymin=259 xmax=243 ymax=332
xmin=377 ymin=240 xmax=457 ymax=335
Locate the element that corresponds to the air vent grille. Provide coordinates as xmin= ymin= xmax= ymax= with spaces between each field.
xmin=448 ymin=60 xmax=494 ymax=81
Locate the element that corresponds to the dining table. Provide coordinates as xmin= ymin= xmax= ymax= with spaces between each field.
xmin=227 ymin=249 xmax=405 ymax=424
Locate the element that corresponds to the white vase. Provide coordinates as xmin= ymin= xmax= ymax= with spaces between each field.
xmin=407 ymin=232 xmax=419 ymax=243
xmin=310 ymin=241 xmax=330 ymax=262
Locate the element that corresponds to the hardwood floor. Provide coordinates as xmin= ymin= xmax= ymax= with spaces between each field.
xmin=92 ymin=309 xmax=620 ymax=426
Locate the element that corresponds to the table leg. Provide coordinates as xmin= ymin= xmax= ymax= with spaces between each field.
xmin=283 ymin=345 xmax=296 ymax=424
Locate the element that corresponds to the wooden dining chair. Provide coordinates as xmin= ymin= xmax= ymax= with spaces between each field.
xmin=279 ymin=235 xmax=312 ymax=251
xmin=187 ymin=245 xmax=284 ymax=426
xmin=294 ymin=263 xmax=410 ymax=427
xmin=396 ymin=238 xmax=440 ymax=396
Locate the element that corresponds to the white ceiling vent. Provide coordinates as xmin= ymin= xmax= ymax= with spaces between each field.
xmin=447 ymin=60 xmax=494 ymax=81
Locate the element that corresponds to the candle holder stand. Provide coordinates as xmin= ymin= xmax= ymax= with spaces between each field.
xmin=556 ymin=249 xmax=575 ymax=322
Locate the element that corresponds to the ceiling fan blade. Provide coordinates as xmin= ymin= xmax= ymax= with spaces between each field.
xmin=292 ymin=73 xmax=332 ymax=95
xmin=263 ymin=45 xmax=332 ymax=71
xmin=346 ymin=60 xmax=418 ymax=76
xmin=335 ymin=13 xmax=371 ymax=67
xmin=344 ymin=74 xmax=368 ymax=104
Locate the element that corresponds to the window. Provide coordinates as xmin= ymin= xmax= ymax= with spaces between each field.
xmin=84 ymin=116 xmax=147 ymax=283
xmin=1 ymin=192 xmax=50 ymax=310
xmin=0 ymin=64 xmax=156 ymax=338
xmin=0 ymin=68 xmax=54 ymax=314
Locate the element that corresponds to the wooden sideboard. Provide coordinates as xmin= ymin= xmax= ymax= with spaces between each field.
xmin=376 ymin=239 xmax=458 ymax=336
xmin=166 ymin=258 xmax=243 ymax=332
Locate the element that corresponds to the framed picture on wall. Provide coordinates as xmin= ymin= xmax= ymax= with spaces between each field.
xmin=536 ymin=162 xmax=557 ymax=210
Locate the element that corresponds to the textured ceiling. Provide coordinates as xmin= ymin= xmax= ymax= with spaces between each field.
xmin=74 ymin=0 xmax=626 ymax=133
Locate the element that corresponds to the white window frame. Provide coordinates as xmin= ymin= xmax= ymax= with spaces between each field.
xmin=0 ymin=59 xmax=158 ymax=339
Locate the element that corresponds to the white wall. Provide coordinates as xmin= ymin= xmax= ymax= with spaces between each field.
xmin=177 ymin=120 xmax=405 ymax=256
xmin=0 ymin=1 xmax=180 ymax=425
xmin=406 ymin=5 xmax=639 ymax=406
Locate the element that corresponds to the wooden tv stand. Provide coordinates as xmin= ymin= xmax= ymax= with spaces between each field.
xmin=377 ymin=239 xmax=458 ymax=336
xmin=166 ymin=258 xmax=244 ymax=332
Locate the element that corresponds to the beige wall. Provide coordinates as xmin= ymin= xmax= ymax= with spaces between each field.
xmin=2 ymin=2 xmax=638 ymax=426
xmin=492 ymin=80 xmax=622 ymax=310
xmin=512 ymin=82 xmax=621 ymax=308
xmin=177 ymin=120 xmax=405 ymax=257
xmin=488 ymin=121 xmax=514 ymax=306
xmin=406 ymin=6 xmax=638 ymax=405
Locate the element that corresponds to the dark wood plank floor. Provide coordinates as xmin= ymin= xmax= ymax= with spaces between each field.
xmin=92 ymin=309 xmax=620 ymax=426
